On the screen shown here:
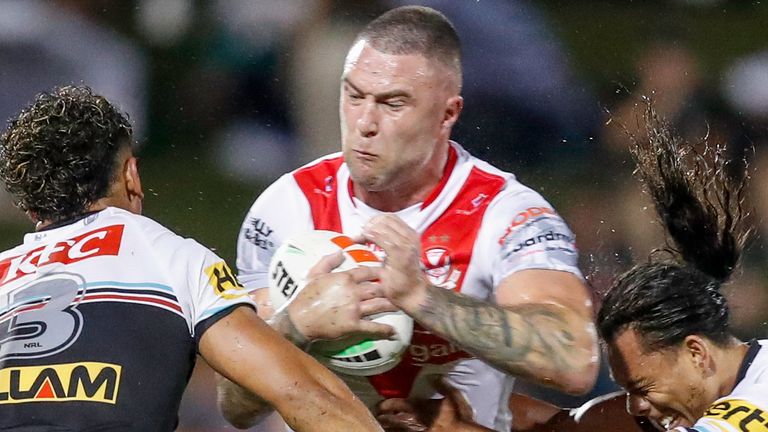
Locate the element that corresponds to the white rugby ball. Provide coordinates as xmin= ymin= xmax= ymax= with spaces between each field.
xmin=268 ymin=230 xmax=413 ymax=376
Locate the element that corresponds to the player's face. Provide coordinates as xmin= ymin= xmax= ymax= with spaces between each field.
xmin=608 ymin=329 xmax=710 ymax=430
xmin=340 ymin=40 xmax=461 ymax=192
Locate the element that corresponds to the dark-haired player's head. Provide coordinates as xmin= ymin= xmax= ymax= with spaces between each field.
xmin=597 ymin=104 xmax=750 ymax=430
xmin=0 ymin=85 xmax=143 ymax=226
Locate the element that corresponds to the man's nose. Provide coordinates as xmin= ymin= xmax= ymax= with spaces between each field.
xmin=356 ymin=100 xmax=378 ymax=138
xmin=626 ymin=393 xmax=652 ymax=417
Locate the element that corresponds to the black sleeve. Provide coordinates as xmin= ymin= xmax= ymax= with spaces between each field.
xmin=193 ymin=303 xmax=257 ymax=349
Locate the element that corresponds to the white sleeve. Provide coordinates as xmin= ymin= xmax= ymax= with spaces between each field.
xmin=149 ymin=228 xmax=255 ymax=341
xmin=189 ymin=245 xmax=255 ymax=340
xmin=235 ymin=173 xmax=313 ymax=291
xmin=478 ymin=187 xmax=583 ymax=290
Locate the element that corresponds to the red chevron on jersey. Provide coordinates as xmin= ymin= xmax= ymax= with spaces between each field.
xmin=298 ymin=159 xmax=507 ymax=398
xmin=293 ymin=156 xmax=344 ymax=233
xmin=367 ymin=166 xmax=506 ymax=397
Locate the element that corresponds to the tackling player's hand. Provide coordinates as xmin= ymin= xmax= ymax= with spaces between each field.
xmin=286 ymin=251 xmax=397 ymax=342
xmin=361 ymin=214 xmax=431 ymax=312
xmin=375 ymin=379 xmax=487 ymax=432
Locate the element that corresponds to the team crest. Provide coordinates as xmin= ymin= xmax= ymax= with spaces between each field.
xmin=423 ymin=247 xmax=461 ymax=289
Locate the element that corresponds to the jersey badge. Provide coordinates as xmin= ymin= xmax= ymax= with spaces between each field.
xmin=423 ymin=247 xmax=461 ymax=290
xmin=0 ymin=361 xmax=121 ymax=405
xmin=205 ymin=262 xmax=248 ymax=300
xmin=702 ymin=399 xmax=768 ymax=431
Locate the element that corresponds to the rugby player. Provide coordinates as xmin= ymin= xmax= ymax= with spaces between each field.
xmin=227 ymin=5 xmax=598 ymax=431
xmin=0 ymin=86 xmax=383 ymax=431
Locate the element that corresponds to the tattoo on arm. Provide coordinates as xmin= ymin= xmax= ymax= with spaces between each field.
xmin=267 ymin=308 xmax=310 ymax=350
xmin=415 ymin=285 xmax=578 ymax=379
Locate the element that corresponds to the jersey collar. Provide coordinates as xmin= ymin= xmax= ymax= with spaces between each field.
xmin=346 ymin=143 xmax=458 ymax=211
xmin=734 ymin=339 xmax=761 ymax=386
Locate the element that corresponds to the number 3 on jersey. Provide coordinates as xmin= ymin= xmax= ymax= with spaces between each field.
xmin=0 ymin=273 xmax=85 ymax=361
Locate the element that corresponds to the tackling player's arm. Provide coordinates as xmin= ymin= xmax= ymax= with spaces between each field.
xmin=214 ymin=259 xmax=393 ymax=428
xmin=201 ymin=306 xmax=383 ymax=431
xmin=363 ymin=214 xmax=599 ymax=395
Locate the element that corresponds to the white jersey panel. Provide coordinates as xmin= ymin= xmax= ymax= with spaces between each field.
xmin=236 ymin=173 xmax=314 ymax=291
xmin=0 ymin=207 xmax=253 ymax=429
xmin=1 ymin=207 xmax=254 ymax=336
xmin=479 ymin=187 xmax=582 ymax=291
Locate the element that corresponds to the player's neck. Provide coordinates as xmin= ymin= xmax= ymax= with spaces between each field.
xmin=355 ymin=182 xmax=435 ymax=212
xmin=354 ymin=150 xmax=448 ymax=212
xmin=717 ymin=338 xmax=751 ymax=398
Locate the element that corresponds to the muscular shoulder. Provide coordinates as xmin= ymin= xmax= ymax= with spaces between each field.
xmin=242 ymin=153 xmax=344 ymax=218
xmin=485 ymin=179 xmax=573 ymax=247
xmin=108 ymin=207 xmax=210 ymax=258
xmin=476 ymin=178 xmax=581 ymax=280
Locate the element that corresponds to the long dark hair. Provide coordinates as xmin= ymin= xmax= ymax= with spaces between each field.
xmin=597 ymin=101 xmax=751 ymax=351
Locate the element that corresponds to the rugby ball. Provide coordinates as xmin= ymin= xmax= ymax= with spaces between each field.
xmin=268 ymin=230 xmax=413 ymax=376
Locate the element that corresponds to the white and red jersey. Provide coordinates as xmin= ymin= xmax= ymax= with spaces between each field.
xmin=674 ymin=339 xmax=768 ymax=432
xmin=237 ymin=142 xmax=582 ymax=431
xmin=0 ymin=207 xmax=254 ymax=431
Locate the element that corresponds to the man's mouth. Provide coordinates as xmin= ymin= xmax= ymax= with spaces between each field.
xmin=654 ymin=415 xmax=681 ymax=430
xmin=354 ymin=150 xmax=377 ymax=161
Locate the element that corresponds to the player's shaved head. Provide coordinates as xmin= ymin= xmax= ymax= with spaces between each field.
xmin=354 ymin=6 xmax=462 ymax=91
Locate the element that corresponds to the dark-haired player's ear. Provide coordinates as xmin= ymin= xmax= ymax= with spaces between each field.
xmin=683 ymin=335 xmax=711 ymax=374
xmin=27 ymin=211 xmax=40 ymax=225
xmin=125 ymin=156 xmax=144 ymax=206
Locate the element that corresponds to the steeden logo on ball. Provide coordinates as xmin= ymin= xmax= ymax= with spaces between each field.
xmin=268 ymin=230 xmax=413 ymax=376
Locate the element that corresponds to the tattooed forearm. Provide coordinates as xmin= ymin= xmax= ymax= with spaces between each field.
xmin=415 ymin=284 xmax=586 ymax=384
xmin=267 ymin=308 xmax=311 ymax=350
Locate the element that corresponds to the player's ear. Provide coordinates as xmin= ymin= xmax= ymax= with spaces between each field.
xmin=682 ymin=335 xmax=711 ymax=376
xmin=124 ymin=155 xmax=144 ymax=208
xmin=442 ymin=95 xmax=463 ymax=130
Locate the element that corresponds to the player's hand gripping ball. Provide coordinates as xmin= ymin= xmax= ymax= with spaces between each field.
xmin=268 ymin=230 xmax=413 ymax=376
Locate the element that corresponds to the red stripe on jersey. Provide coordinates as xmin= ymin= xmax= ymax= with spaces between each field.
xmin=83 ymin=293 xmax=183 ymax=313
xmin=420 ymin=144 xmax=458 ymax=209
xmin=0 ymin=302 xmax=46 ymax=323
xmin=293 ymin=157 xmax=344 ymax=232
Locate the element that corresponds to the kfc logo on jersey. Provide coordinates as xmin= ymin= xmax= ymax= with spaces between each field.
xmin=0 ymin=225 xmax=124 ymax=285
xmin=423 ymin=247 xmax=461 ymax=289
